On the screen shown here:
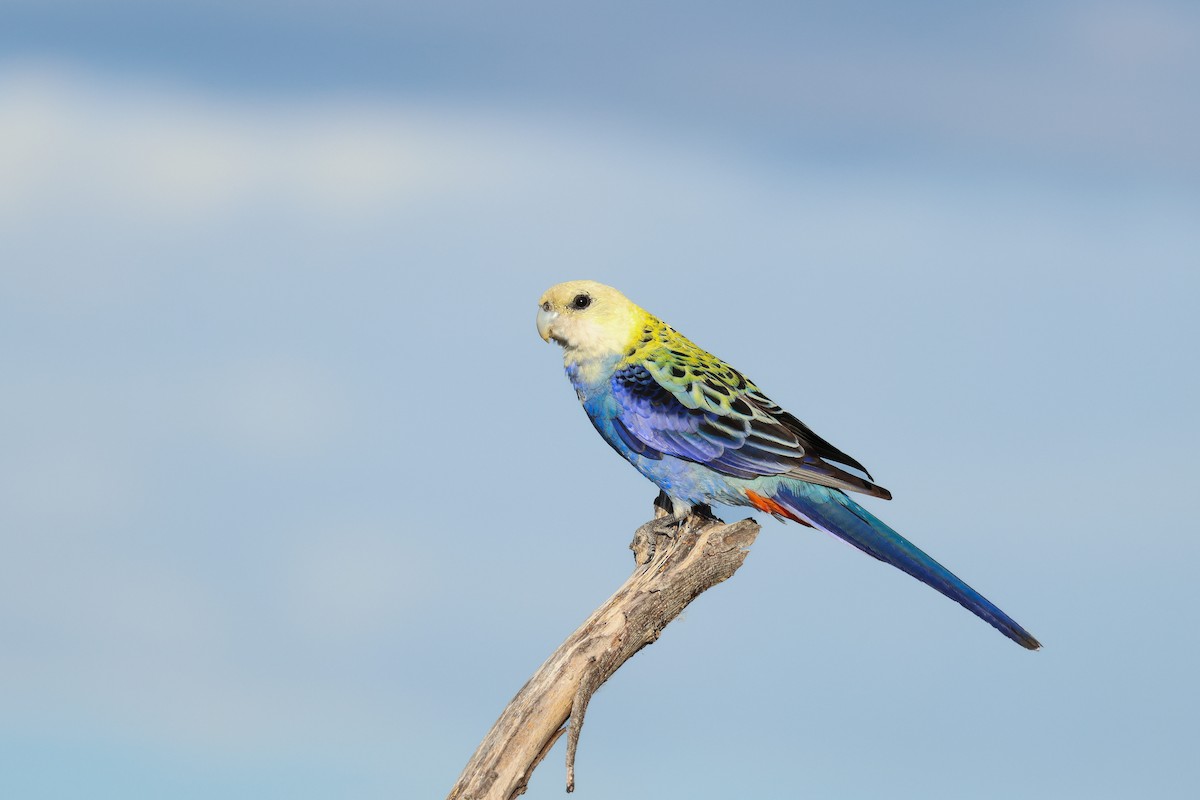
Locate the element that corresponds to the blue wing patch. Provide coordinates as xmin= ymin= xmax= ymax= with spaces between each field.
xmin=610 ymin=363 xmax=891 ymax=498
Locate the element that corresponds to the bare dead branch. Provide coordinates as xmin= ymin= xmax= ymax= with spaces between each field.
xmin=447 ymin=497 xmax=761 ymax=799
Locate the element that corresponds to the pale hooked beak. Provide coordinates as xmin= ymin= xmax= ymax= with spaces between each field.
xmin=536 ymin=306 xmax=559 ymax=343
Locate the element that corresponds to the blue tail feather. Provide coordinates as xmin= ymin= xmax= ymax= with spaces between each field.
xmin=774 ymin=482 xmax=1041 ymax=650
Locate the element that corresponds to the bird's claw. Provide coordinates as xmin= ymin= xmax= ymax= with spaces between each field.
xmin=631 ymin=493 xmax=715 ymax=565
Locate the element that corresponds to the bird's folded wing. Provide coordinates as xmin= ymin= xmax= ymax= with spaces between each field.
xmin=610 ymin=359 xmax=891 ymax=500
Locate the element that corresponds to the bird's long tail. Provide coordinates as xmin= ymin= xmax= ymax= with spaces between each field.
xmin=755 ymin=481 xmax=1040 ymax=650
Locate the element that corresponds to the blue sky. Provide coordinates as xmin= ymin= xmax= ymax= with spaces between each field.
xmin=1 ymin=3 xmax=1198 ymax=798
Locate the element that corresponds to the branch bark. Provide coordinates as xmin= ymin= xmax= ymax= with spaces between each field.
xmin=447 ymin=496 xmax=761 ymax=800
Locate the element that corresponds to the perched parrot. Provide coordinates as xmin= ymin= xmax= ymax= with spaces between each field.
xmin=536 ymin=280 xmax=1040 ymax=650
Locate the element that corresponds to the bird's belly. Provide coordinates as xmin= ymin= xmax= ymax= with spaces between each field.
xmin=624 ymin=451 xmax=749 ymax=507
xmin=585 ymin=393 xmax=750 ymax=507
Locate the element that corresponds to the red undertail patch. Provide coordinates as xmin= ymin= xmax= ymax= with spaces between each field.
xmin=745 ymin=490 xmax=814 ymax=527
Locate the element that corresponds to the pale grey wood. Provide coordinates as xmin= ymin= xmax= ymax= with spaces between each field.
xmin=447 ymin=500 xmax=761 ymax=799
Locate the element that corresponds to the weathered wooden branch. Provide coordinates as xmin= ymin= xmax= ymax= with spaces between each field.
xmin=447 ymin=494 xmax=761 ymax=799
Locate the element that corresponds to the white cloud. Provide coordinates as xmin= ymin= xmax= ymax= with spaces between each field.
xmin=0 ymin=64 xmax=496 ymax=226
xmin=0 ymin=61 xmax=754 ymax=233
xmin=0 ymin=60 xmax=777 ymax=316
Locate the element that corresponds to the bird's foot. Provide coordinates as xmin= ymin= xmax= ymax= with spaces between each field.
xmin=653 ymin=490 xmax=714 ymax=524
xmin=630 ymin=519 xmax=673 ymax=566
xmin=631 ymin=493 xmax=715 ymax=565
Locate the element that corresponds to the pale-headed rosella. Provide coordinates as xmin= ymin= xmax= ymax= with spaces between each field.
xmin=536 ymin=280 xmax=1039 ymax=650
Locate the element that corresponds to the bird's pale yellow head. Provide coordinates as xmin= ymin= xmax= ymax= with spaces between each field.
xmin=536 ymin=280 xmax=644 ymax=360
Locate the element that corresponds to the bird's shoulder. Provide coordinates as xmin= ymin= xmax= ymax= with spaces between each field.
xmin=604 ymin=313 xmax=890 ymax=498
xmin=613 ymin=317 xmax=761 ymax=416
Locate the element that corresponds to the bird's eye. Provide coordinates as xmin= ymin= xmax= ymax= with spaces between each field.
xmin=541 ymin=301 xmax=552 ymax=312
xmin=572 ymin=294 xmax=591 ymax=310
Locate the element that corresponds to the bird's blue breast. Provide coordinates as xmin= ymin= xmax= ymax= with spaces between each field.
xmin=565 ymin=358 xmax=745 ymax=506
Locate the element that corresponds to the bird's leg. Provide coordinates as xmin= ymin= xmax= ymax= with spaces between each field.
xmin=651 ymin=489 xmax=674 ymax=519
xmin=655 ymin=492 xmax=693 ymax=530
xmin=657 ymin=492 xmax=716 ymax=530
xmin=632 ymin=492 xmax=713 ymax=565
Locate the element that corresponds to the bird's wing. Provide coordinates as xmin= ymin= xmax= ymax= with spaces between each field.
xmin=610 ymin=348 xmax=892 ymax=500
